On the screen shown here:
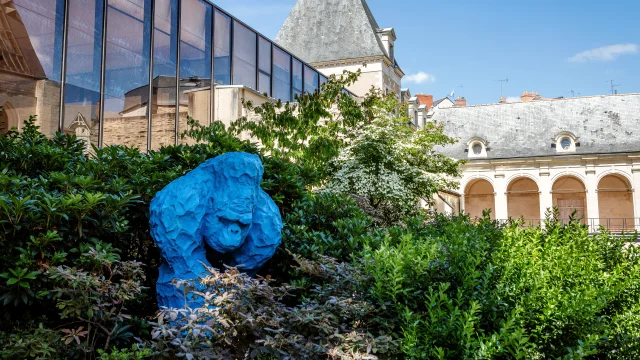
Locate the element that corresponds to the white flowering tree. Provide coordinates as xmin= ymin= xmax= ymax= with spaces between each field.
xmin=324 ymin=89 xmax=462 ymax=224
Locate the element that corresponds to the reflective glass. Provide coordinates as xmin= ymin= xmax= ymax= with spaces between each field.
xmin=102 ymin=0 xmax=152 ymax=151
xmin=213 ymin=10 xmax=231 ymax=85
xmin=292 ymin=58 xmax=302 ymax=100
xmin=232 ymin=21 xmax=256 ymax=89
xmin=257 ymin=37 xmax=271 ymax=96
xmin=0 ymin=0 xmax=64 ymax=137
xmin=304 ymin=65 xmax=318 ymax=94
xmin=63 ymin=0 xmax=102 ymax=148
xmin=320 ymin=75 xmax=328 ymax=87
xmin=272 ymin=46 xmax=291 ymax=102
xmin=151 ymin=0 xmax=179 ymax=150
xmin=178 ymin=0 xmax=212 ymax=142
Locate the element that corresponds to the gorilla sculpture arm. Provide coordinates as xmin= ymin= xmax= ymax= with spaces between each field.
xmin=149 ymin=153 xmax=282 ymax=309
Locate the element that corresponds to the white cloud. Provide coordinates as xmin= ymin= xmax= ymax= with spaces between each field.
xmin=404 ymin=71 xmax=436 ymax=84
xmin=569 ymin=44 xmax=638 ymax=63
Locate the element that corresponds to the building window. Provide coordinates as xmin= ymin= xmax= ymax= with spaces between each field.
xmin=257 ymin=37 xmax=271 ymax=97
xmin=466 ymin=138 xmax=488 ymax=158
xmin=292 ymin=58 xmax=303 ymax=100
xmin=272 ymin=46 xmax=291 ymax=102
xmin=472 ymin=143 xmax=482 ymax=155
xmin=213 ymin=10 xmax=231 ymax=85
xmin=303 ymin=65 xmax=318 ymax=94
xmin=553 ymin=132 xmax=579 ymax=153
xmin=102 ymin=0 xmax=152 ymax=150
xmin=232 ymin=21 xmax=256 ymax=89
xmin=178 ymin=0 xmax=212 ymax=137
xmin=151 ymin=0 xmax=179 ymax=150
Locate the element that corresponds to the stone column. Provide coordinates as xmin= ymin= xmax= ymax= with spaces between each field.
xmin=494 ymin=174 xmax=508 ymax=220
xmin=631 ymin=165 xmax=640 ymax=231
xmin=585 ymin=165 xmax=600 ymax=231
xmin=538 ymin=163 xmax=553 ymax=220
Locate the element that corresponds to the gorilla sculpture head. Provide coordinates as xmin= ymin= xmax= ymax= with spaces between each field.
xmin=149 ymin=152 xmax=282 ymax=309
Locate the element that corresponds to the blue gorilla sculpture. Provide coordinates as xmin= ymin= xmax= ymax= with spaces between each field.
xmin=149 ymin=152 xmax=282 ymax=309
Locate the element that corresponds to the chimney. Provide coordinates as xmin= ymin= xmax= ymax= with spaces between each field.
xmin=454 ymin=96 xmax=467 ymax=107
xmin=521 ymin=91 xmax=542 ymax=102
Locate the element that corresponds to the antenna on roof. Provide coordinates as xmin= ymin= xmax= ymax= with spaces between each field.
xmin=457 ymin=84 xmax=465 ymax=98
xmin=566 ymin=90 xmax=575 ymax=97
xmin=494 ymin=78 xmax=508 ymax=99
xmin=607 ymin=80 xmax=621 ymax=95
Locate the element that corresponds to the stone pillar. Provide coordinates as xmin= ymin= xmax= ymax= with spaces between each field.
xmin=538 ymin=175 xmax=553 ymax=220
xmin=494 ymin=174 xmax=508 ymax=220
xmin=585 ymin=165 xmax=600 ymax=231
xmin=631 ymin=166 xmax=640 ymax=231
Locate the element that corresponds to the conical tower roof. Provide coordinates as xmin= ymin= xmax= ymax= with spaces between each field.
xmin=275 ymin=0 xmax=388 ymax=64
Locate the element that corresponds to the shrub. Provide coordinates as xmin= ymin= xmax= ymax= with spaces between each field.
xmin=151 ymin=255 xmax=397 ymax=359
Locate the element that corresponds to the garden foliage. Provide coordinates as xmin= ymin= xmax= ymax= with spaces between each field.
xmin=0 ymin=76 xmax=639 ymax=359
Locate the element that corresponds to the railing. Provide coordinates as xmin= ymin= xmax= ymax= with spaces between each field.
xmin=496 ymin=218 xmax=640 ymax=235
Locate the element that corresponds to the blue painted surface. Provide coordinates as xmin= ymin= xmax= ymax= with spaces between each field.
xmin=150 ymin=152 xmax=282 ymax=309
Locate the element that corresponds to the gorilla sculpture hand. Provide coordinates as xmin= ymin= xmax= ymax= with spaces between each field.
xmin=149 ymin=153 xmax=282 ymax=309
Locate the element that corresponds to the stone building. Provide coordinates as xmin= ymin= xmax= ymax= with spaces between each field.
xmin=276 ymin=0 xmax=404 ymax=97
xmin=434 ymin=93 xmax=640 ymax=231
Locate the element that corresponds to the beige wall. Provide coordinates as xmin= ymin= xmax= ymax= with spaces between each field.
xmin=507 ymin=177 xmax=540 ymax=223
xmin=598 ymin=174 xmax=635 ymax=229
xmin=312 ymin=60 xmax=401 ymax=98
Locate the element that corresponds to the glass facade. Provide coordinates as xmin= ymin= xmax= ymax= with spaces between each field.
xmin=63 ymin=0 xmax=102 ymax=147
xmin=0 ymin=0 xmax=64 ymax=136
xmin=272 ymin=46 xmax=291 ymax=102
xmin=232 ymin=21 xmax=256 ymax=90
xmin=178 ymin=0 xmax=212 ymax=142
xmin=102 ymin=0 xmax=152 ymax=150
xmin=304 ymin=65 xmax=319 ymax=94
xmin=151 ymin=0 xmax=179 ymax=150
xmin=258 ymin=37 xmax=271 ymax=97
xmin=292 ymin=58 xmax=303 ymax=100
xmin=0 ymin=0 xmax=326 ymax=151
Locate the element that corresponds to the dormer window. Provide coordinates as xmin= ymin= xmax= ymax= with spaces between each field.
xmin=553 ymin=132 xmax=579 ymax=153
xmin=466 ymin=137 xmax=488 ymax=158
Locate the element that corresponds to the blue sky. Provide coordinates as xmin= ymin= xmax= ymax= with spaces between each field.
xmin=213 ymin=0 xmax=640 ymax=105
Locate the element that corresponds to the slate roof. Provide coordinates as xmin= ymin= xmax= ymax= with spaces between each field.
xmin=275 ymin=0 xmax=389 ymax=63
xmin=434 ymin=94 xmax=640 ymax=160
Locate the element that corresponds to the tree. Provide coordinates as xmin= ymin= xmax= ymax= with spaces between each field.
xmin=324 ymin=88 xmax=462 ymax=224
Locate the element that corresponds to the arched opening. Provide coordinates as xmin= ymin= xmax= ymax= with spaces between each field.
xmin=598 ymin=174 xmax=635 ymax=231
xmin=0 ymin=102 xmax=18 ymax=135
xmin=507 ymin=177 xmax=540 ymax=226
xmin=552 ymin=176 xmax=587 ymax=224
xmin=464 ymin=179 xmax=495 ymax=220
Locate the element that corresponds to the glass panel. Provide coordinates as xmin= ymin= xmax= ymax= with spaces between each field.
xmin=151 ymin=0 xmax=178 ymax=150
xmin=232 ymin=21 xmax=256 ymax=89
xmin=0 ymin=0 xmax=64 ymax=137
xmin=178 ymin=0 xmax=211 ymax=142
xmin=102 ymin=0 xmax=152 ymax=151
xmin=272 ymin=46 xmax=290 ymax=102
xmin=258 ymin=72 xmax=270 ymax=97
xmin=303 ymin=65 xmax=318 ymax=94
xmin=213 ymin=10 xmax=231 ymax=85
xmin=63 ymin=0 xmax=102 ymax=148
xmin=320 ymin=74 xmax=328 ymax=86
xmin=258 ymin=37 xmax=271 ymax=74
xmin=292 ymin=58 xmax=302 ymax=100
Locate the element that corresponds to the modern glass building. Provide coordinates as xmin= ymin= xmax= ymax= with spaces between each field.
xmin=0 ymin=0 xmax=328 ymax=151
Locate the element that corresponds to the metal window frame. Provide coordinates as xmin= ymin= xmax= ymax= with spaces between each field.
xmin=146 ymin=0 xmax=155 ymax=152
xmin=58 ymin=0 xmax=70 ymax=134
xmin=174 ymin=0 xmax=181 ymax=146
xmin=98 ymin=0 xmax=109 ymax=148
